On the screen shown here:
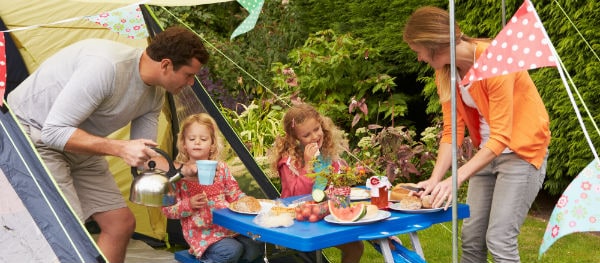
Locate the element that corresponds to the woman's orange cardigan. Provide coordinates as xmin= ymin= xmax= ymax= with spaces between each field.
xmin=438 ymin=43 xmax=551 ymax=169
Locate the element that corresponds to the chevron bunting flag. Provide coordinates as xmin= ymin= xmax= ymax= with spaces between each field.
xmin=0 ymin=32 xmax=6 ymax=106
xmin=461 ymin=0 xmax=557 ymax=85
xmin=230 ymin=0 xmax=264 ymax=40
xmin=539 ymin=160 xmax=600 ymax=257
xmin=85 ymin=4 xmax=148 ymax=40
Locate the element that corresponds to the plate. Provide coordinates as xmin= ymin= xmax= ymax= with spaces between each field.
xmin=388 ymin=202 xmax=448 ymax=213
xmin=350 ymin=188 xmax=370 ymax=201
xmin=228 ymin=199 xmax=278 ymax=215
xmin=324 ymin=210 xmax=391 ymax=225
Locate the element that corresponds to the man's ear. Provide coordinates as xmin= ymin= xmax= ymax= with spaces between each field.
xmin=160 ymin=58 xmax=171 ymax=71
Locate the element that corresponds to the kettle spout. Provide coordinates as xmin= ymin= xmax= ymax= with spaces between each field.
xmin=168 ymin=173 xmax=183 ymax=184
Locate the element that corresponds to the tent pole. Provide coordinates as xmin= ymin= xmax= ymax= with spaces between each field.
xmin=447 ymin=1 xmax=459 ymax=263
xmin=502 ymin=0 xmax=507 ymax=26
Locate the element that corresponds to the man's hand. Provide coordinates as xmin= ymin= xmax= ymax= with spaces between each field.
xmin=120 ymin=139 xmax=158 ymax=167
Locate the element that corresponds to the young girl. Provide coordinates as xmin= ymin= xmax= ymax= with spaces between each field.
xmin=270 ymin=103 xmax=364 ymax=263
xmin=160 ymin=113 xmax=263 ymax=263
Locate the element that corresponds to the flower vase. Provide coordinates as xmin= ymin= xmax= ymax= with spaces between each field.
xmin=326 ymin=186 xmax=352 ymax=208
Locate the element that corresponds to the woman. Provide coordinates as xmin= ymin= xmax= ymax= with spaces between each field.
xmin=403 ymin=6 xmax=550 ymax=262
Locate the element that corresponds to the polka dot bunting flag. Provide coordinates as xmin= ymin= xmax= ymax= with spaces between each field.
xmin=0 ymin=33 xmax=6 ymax=106
xmin=461 ymin=0 xmax=557 ymax=86
xmin=230 ymin=0 xmax=265 ymax=40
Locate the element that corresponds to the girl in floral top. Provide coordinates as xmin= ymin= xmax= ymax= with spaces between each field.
xmin=161 ymin=113 xmax=262 ymax=262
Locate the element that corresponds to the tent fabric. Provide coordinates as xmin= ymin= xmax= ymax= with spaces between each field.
xmin=0 ymin=0 xmax=279 ymax=255
xmin=0 ymin=107 xmax=104 ymax=263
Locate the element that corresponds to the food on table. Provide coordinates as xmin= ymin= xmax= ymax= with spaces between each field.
xmin=398 ymin=195 xmax=422 ymax=210
xmin=421 ymin=195 xmax=433 ymax=209
xmin=328 ymin=200 xmax=367 ymax=222
xmin=350 ymin=187 xmax=370 ymax=200
xmin=362 ymin=204 xmax=379 ymax=220
xmin=270 ymin=205 xmax=296 ymax=217
xmin=390 ymin=183 xmax=418 ymax=201
xmin=230 ymin=196 xmax=261 ymax=213
xmin=294 ymin=201 xmax=330 ymax=222
xmin=312 ymin=188 xmax=326 ymax=202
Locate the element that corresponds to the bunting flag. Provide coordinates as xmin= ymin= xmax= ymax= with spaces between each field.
xmin=230 ymin=0 xmax=264 ymax=40
xmin=539 ymin=160 xmax=600 ymax=257
xmin=461 ymin=0 xmax=557 ymax=85
xmin=85 ymin=4 xmax=149 ymax=40
xmin=0 ymin=32 xmax=6 ymax=106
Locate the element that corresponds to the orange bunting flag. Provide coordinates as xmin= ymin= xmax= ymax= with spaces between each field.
xmin=461 ymin=0 xmax=557 ymax=85
xmin=0 ymin=32 xmax=6 ymax=106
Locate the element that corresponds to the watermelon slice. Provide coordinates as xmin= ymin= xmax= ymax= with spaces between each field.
xmin=328 ymin=200 xmax=367 ymax=222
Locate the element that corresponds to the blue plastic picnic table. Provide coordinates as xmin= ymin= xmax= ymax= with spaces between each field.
xmin=212 ymin=196 xmax=469 ymax=262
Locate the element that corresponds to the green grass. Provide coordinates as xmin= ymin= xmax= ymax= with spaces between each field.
xmin=321 ymin=216 xmax=600 ymax=262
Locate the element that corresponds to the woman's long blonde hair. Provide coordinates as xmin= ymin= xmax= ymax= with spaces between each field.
xmin=269 ymin=103 xmax=348 ymax=173
xmin=175 ymin=113 xmax=223 ymax=163
xmin=403 ymin=6 xmax=483 ymax=102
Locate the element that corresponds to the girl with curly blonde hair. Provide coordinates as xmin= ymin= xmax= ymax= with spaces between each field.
xmin=269 ymin=103 xmax=363 ymax=262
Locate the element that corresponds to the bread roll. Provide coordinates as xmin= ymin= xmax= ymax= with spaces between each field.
xmin=399 ymin=195 xmax=422 ymax=210
xmin=421 ymin=195 xmax=433 ymax=209
xmin=232 ymin=196 xmax=261 ymax=213
xmin=390 ymin=183 xmax=418 ymax=201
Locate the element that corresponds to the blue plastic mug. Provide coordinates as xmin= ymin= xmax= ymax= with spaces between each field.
xmin=196 ymin=160 xmax=218 ymax=185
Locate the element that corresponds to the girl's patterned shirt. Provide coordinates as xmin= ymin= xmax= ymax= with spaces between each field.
xmin=161 ymin=161 xmax=245 ymax=258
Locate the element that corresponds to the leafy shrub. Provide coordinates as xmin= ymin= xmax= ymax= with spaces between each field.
xmin=271 ymin=30 xmax=407 ymax=137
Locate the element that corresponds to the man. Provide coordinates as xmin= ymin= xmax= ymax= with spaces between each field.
xmin=7 ymin=26 xmax=209 ymax=263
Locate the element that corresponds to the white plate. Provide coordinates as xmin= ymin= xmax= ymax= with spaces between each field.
xmin=324 ymin=210 xmax=391 ymax=225
xmin=229 ymin=199 xmax=277 ymax=215
xmin=388 ymin=202 xmax=448 ymax=213
xmin=350 ymin=188 xmax=370 ymax=201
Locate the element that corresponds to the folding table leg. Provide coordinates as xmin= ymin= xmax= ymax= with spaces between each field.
xmin=408 ymin=232 xmax=424 ymax=259
xmin=378 ymin=238 xmax=395 ymax=262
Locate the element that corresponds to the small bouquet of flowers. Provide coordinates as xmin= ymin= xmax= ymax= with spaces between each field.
xmin=307 ymin=164 xmax=370 ymax=188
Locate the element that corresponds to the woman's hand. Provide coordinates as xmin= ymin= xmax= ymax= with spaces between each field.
xmin=428 ymin=178 xmax=455 ymax=210
xmin=189 ymin=192 xmax=208 ymax=209
xmin=414 ymin=178 xmax=439 ymax=197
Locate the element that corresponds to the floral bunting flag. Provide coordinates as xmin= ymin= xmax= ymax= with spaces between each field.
xmin=0 ymin=33 xmax=6 ymax=106
xmin=539 ymin=160 xmax=600 ymax=257
xmin=85 ymin=4 xmax=148 ymax=40
xmin=461 ymin=0 xmax=557 ymax=85
xmin=230 ymin=0 xmax=264 ymax=40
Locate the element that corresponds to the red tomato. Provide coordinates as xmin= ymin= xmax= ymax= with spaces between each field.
xmin=302 ymin=207 xmax=311 ymax=218
xmin=311 ymin=205 xmax=322 ymax=215
xmin=308 ymin=214 xmax=319 ymax=222
xmin=295 ymin=206 xmax=302 ymax=213
xmin=295 ymin=213 xmax=305 ymax=221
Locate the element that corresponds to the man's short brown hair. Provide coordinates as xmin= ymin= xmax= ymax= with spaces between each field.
xmin=146 ymin=26 xmax=209 ymax=70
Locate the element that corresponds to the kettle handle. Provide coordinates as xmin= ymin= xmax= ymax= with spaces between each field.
xmin=131 ymin=147 xmax=178 ymax=178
